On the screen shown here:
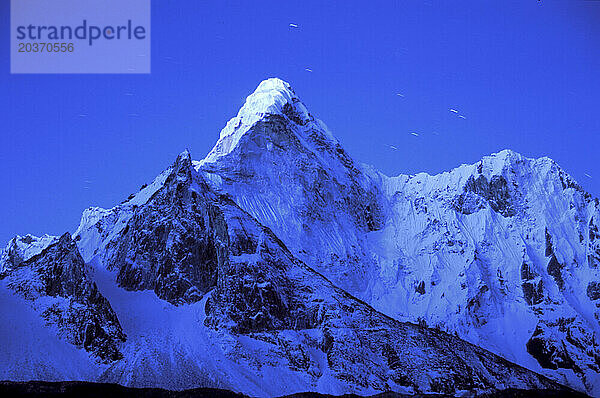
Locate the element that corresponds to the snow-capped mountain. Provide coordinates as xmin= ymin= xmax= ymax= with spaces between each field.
xmin=0 ymin=77 xmax=595 ymax=396
xmin=197 ymin=78 xmax=600 ymax=395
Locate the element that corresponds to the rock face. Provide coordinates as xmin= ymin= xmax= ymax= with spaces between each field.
xmin=103 ymin=151 xmax=228 ymax=305
xmin=454 ymin=175 xmax=515 ymax=217
xmin=0 ymin=233 xmax=125 ymax=361
xmin=197 ymin=78 xmax=600 ymax=395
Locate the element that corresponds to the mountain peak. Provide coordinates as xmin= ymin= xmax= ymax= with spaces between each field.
xmin=253 ymin=77 xmax=295 ymax=97
xmin=1 ymin=234 xmax=59 ymax=274
xmin=479 ymin=149 xmax=526 ymax=173
xmin=200 ymin=78 xmax=316 ymax=164
xmin=175 ymin=149 xmax=192 ymax=164
xmin=492 ymin=148 xmax=522 ymax=159
xmin=478 ymin=149 xmax=564 ymax=180
xmin=236 ymin=77 xmax=302 ymax=123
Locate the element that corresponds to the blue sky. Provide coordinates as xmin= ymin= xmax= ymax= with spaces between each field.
xmin=1 ymin=0 xmax=599 ymax=245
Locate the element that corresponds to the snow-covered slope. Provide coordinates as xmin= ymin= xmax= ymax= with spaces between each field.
xmin=197 ymin=78 xmax=600 ymax=395
xmin=0 ymin=285 xmax=100 ymax=382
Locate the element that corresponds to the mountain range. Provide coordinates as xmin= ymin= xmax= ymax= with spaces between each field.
xmin=1 ymin=78 xmax=598 ymax=397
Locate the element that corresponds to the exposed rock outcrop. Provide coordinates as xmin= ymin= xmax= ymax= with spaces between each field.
xmin=1 ymin=233 xmax=125 ymax=361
